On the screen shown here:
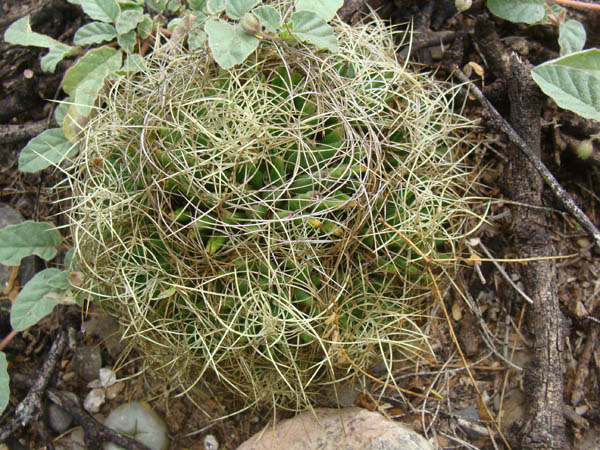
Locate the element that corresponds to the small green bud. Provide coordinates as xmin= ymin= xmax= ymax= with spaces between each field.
xmin=240 ymin=13 xmax=260 ymax=35
xmin=455 ymin=0 xmax=472 ymax=12
xmin=575 ymin=139 xmax=594 ymax=160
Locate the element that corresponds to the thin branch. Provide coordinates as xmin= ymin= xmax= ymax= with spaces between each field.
xmin=453 ymin=67 xmax=600 ymax=249
xmin=548 ymin=0 xmax=600 ymax=11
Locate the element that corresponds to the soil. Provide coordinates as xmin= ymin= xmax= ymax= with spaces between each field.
xmin=1 ymin=0 xmax=599 ymax=449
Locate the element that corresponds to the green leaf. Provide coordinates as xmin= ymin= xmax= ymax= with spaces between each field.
xmin=188 ymin=31 xmax=207 ymax=50
xmin=296 ymin=0 xmax=343 ymax=21
xmin=558 ymin=19 xmax=586 ymax=57
xmin=19 ymin=128 xmax=78 ymax=173
xmin=226 ymin=0 xmax=259 ymax=20
xmin=188 ymin=0 xmax=207 ymax=9
xmin=62 ymin=46 xmax=123 ymax=115
xmin=120 ymin=54 xmax=146 ymax=73
xmin=254 ymin=5 xmax=281 ymax=33
xmin=77 ymin=0 xmax=120 ymax=22
xmin=10 ymin=269 xmax=70 ymax=331
xmin=531 ymin=49 xmax=600 ymax=121
xmin=117 ymin=0 xmax=144 ymax=6
xmin=486 ymin=0 xmax=545 ymax=24
xmin=74 ymin=22 xmax=118 ymax=45
xmin=4 ymin=16 xmax=65 ymax=49
xmin=205 ymin=19 xmax=260 ymax=69
xmin=117 ymin=30 xmax=137 ymax=53
xmin=290 ymin=11 xmax=338 ymax=52
xmin=137 ymin=15 xmax=153 ymax=39
xmin=54 ymin=99 xmax=71 ymax=126
xmin=146 ymin=0 xmax=168 ymax=12
xmin=4 ymin=16 xmax=73 ymax=72
xmin=0 ymin=353 xmax=8 ymax=415
xmin=115 ymin=7 xmax=144 ymax=34
xmin=0 ymin=221 xmax=62 ymax=266
xmin=207 ymin=0 xmax=227 ymax=14
xmin=41 ymin=44 xmax=73 ymax=72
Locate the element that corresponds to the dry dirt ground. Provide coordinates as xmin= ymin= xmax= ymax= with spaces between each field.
xmin=1 ymin=0 xmax=599 ymax=449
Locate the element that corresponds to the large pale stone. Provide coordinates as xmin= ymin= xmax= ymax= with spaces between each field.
xmin=236 ymin=407 xmax=433 ymax=450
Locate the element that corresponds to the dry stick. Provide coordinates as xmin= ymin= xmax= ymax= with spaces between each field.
xmin=549 ymin=0 xmax=600 ymax=11
xmin=377 ymin=218 xmax=512 ymax=449
xmin=452 ymin=68 xmax=600 ymax=249
xmin=0 ymin=330 xmax=67 ymax=442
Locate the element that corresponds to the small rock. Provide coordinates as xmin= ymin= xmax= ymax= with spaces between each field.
xmin=106 ymin=381 xmax=124 ymax=400
xmin=71 ymin=345 xmax=102 ymax=381
xmin=204 ymin=434 xmax=219 ymax=450
xmin=83 ymin=388 xmax=106 ymax=414
xmin=236 ymin=407 xmax=433 ymax=450
xmin=104 ymin=402 xmax=169 ymax=450
xmin=71 ymin=427 xmax=86 ymax=450
xmin=48 ymin=392 xmax=80 ymax=433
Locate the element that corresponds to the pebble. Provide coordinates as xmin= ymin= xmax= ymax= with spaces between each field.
xmin=71 ymin=345 xmax=102 ymax=382
xmin=236 ymin=407 xmax=433 ymax=450
xmin=83 ymin=388 xmax=106 ymax=414
xmin=48 ymin=392 xmax=80 ymax=433
xmin=204 ymin=434 xmax=219 ymax=450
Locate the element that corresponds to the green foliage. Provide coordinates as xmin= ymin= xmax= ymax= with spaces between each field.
xmin=290 ymin=10 xmax=338 ymax=52
xmin=18 ymin=128 xmax=78 ymax=172
xmin=0 ymin=354 xmax=7 ymax=416
xmin=486 ymin=0 xmax=545 ymax=24
xmin=3 ymin=16 xmax=74 ymax=72
xmin=486 ymin=0 xmax=600 ymax=121
xmin=296 ymin=0 xmax=343 ymax=21
xmin=531 ymin=49 xmax=600 ymax=120
xmin=74 ymin=22 xmax=118 ymax=45
xmin=205 ymin=19 xmax=260 ymax=69
xmin=558 ymin=19 xmax=586 ymax=56
xmin=0 ymin=221 xmax=62 ymax=265
xmin=0 ymin=222 xmax=73 ymax=415
xmin=10 ymin=269 xmax=73 ymax=332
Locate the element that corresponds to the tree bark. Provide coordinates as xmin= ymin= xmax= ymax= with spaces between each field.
xmin=505 ymin=54 xmax=567 ymax=450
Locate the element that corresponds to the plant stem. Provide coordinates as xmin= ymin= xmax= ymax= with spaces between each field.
xmin=548 ymin=0 xmax=600 ymax=10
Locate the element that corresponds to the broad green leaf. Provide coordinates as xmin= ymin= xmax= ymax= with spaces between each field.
xmin=4 ymin=16 xmax=65 ymax=49
xmin=167 ymin=18 xmax=182 ymax=32
xmin=77 ymin=0 xmax=120 ymax=22
xmin=62 ymin=46 xmax=123 ymax=115
xmin=207 ymin=0 xmax=227 ymax=14
xmin=146 ymin=0 xmax=168 ymax=12
xmin=0 ymin=221 xmax=62 ymax=266
xmin=558 ymin=20 xmax=586 ymax=57
xmin=167 ymin=0 xmax=181 ymax=11
xmin=10 ymin=268 xmax=70 ymax=331
xmin=137 ymin=15 xmax=153 ymax=39
xmin=487 ymin=0 xmax=545 ymax=24
xmin=254 ymin=6 xmax=281 ymax=33
xmin=205 ymin=19 xmax=259 ymax=69
xmin=189 ymin=31 xmax=207 ymax=50
xmin=117 ymin=30 xmax=137 ymax=53
xmin=120 ymin=54 xmax=146 ymax=73
xmin=74 ymin=22 xmax=117 ymax=45
xmin=4 ymin=16 xmax=73 ymax=72
xmin=41 ymin=44 xmax=73 ymax=73
xmin=117 ymin=0 xmax=144 ymax=6
xmin=19 ymin=128 xmax=78 ymax=173
xmin=63 ymin=104 xmax=89 ymax=143
xmin=226 ymin=0 xmax=259 ymax=20
xmin=296 ymin=0 xmax=343 ymax=21
xmin=115 ymin=7 xmax=144 ymax=34
xmin=531 ymin=49 xmax=600 ymax=121
xmin=0 ymin=353 xmax=8 ymax=415
xmin=188 ymin=0 xmax=207 ymax=9
xmin=54 ymin=99 xmax=71 ymax=126
xmin=290 ymin=11 xmax=338 ymax=52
